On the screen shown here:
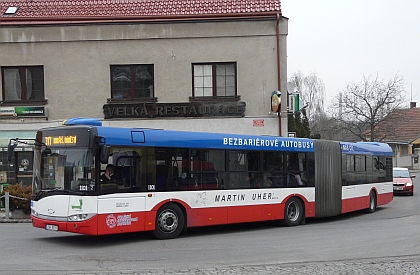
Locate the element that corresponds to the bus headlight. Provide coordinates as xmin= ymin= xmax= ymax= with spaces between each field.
xmin=68 ymin=213 xmax=94 ymax=222
xmin=31 ymin=209 xmax=39 ymax=217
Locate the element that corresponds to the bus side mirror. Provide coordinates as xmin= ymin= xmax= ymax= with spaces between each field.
xmin=7 ymin=140 xmax=18 ymax=162
xmin=100 ymin=145 xmax=110 ymax=164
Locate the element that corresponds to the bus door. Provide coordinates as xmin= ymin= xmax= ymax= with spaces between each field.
xmin=97 ymin=149 xmax=146 ymax=234
xmin=373 ymin=156 xmax=386 ymax=182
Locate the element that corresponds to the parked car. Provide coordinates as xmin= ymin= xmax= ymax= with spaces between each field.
xmin=393 ymin=167 xmax=415 ymax=196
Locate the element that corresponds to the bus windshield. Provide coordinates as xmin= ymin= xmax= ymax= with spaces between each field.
xmin=33 ymin=147 xmax=97 ymax=197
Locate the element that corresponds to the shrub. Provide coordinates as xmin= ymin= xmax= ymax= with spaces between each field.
xmin=1 ymin=184 xmax=32 ymax=214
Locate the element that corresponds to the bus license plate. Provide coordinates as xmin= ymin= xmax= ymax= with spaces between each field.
xmin=393 ymin=187 xmax=403 ymax=191
xmin=45 ymin=224 xmax=58 ymax=231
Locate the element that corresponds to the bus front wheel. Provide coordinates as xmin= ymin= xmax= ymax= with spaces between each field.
xmin=282 ymin=197 xmax=304 ymax=226
xmin=153 ymin=203 xmax=185 ymax=239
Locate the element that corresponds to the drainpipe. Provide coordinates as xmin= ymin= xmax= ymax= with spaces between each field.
xmin=276 ymin=13 xmax=287 ymax=136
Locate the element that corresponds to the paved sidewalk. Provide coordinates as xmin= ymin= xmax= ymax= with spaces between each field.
xmin=0 ymin=209 xmax=31 ymax=223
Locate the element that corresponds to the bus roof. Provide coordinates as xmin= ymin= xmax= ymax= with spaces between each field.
xmin=59 ymin=118 xmax=393 ymax=156
xmin=96 ymin=126 xmax=315 ymax=152
xmin=96 ymin=127 xmax=392 ymax=155
xmin=340 ymin=141 xmax=393 ymax=156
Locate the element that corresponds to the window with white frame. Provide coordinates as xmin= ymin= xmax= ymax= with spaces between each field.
xmin=193 ymin=62 xmax=237 ymax=98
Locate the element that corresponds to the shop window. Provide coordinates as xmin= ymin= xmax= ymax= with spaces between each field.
xmin=16 ymin=151 xmax=34 ymax=185
xmin=192 ymin=62 xmax=238 ymax=100
xmin=1 ymin=66 xmax=46 ymax=105
xmin=0 ymin=151 xmax=16 ymax=184
xmin=110 ymin=65 xmax=155 ymax=102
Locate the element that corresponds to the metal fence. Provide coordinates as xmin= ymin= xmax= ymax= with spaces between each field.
xmin=0 ymin=192 xmax=27 ymax=219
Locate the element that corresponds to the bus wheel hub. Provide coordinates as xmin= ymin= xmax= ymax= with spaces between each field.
xmin=158 ymin=210 xmax=178 ymax=232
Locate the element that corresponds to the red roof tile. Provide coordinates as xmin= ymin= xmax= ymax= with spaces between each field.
xmin=374 ymin=107 xmax=420 ymax=144
xmin=0 ymin=0 xmax=282 ymax=24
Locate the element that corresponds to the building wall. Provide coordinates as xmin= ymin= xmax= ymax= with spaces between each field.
xmin=0 ymin=18 xmax=288 ymax=184
xmin=1 ymin=18 xmax=288 ymax=136
xmin=394 ymin=155 xmax=413 ymax=169
xmin=393 ymin=144 xmax=417 ymax=169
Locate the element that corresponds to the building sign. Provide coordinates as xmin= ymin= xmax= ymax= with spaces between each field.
xmin=253 ymin=119 xmax=264 ymax=127
xmin=0 ymin=107 xmax=15 ymax=116
xmin=0 ymin=106 xmax=47 ymax=117
xmin=103 ymin=102 xmax=246 ymax=119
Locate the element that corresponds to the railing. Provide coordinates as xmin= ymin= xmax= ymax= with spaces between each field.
xmin=0 ymin=192 xmax=27 ymax=219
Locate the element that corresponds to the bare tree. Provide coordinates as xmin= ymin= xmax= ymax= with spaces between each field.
xmin=288 ymin=71 xmax=326 ymax=137
xmin=330 ymin=74 xmax=406 ymax=141
xmin=310 ymin=111 xmax=343 ymax=140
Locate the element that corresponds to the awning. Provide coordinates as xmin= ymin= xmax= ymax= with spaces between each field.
xmin=0 ymin=131 xmax=37 ymax=148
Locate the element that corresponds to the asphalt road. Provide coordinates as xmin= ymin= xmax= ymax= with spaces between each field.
xmin=1 ymin=173 xmax=420 ymax=275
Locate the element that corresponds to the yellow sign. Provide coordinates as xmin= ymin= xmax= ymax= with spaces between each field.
xmin=45 ymin=135 xmax=77 ymax=146
xmin=271 ymin=91 xmax=281 ymax=113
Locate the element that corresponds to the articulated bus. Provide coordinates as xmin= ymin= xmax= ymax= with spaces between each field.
xmin=8 ymin=118 xmax=393 ymax=239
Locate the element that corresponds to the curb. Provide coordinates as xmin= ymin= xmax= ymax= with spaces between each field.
xmin=0 ymin=210 xmax=31 ymax=223
xmin=0 ymin=218 xmax=31 ymax=223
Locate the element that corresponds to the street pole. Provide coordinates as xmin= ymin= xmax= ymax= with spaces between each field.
xmin=5 ymin=192 xmax=9 ymax=219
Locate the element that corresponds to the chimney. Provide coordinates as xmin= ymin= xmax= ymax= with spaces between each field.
xmin=410 ymin=102 xmax=416 ymax=108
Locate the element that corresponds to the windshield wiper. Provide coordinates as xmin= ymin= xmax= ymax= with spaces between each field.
xmin=41 ymin=187 xmax=62 ymax=191
xmin=34 ymin=188 xmax=86 ymax=200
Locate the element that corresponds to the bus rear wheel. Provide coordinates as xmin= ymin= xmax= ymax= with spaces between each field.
xmin=153 ymin=203 xmax=184 ymax=239
xmin=282 ymin=197 xmax=303 ymax=226
xmin=366 ymin=191 xmax=377 ymax=213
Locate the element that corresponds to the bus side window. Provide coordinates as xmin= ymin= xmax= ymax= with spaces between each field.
xmin=109 ymin=150 xmax=141 ymax=190
xmin=156 ymin=164 xmax=169 ymax=191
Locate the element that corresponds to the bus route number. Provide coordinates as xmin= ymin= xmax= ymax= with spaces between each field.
xmin=79 ymin=185 xmax=88 ymax=191
xmin=45 ymin=135 xmax=77 ymax=146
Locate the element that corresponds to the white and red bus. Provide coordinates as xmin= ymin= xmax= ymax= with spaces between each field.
xmin=8 ymin=118 xmax=393 ymax=239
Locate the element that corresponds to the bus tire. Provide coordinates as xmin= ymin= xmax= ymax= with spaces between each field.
xmin=153 ymin=203 xmax=184 ymax=239
xmin=366 ymin=191 xmax=377 ymax=213
xmin=282 ymin=197 xmax=303 ymax=226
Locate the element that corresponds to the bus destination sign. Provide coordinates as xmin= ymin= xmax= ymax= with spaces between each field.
xmin=45 ymin=135 xmax=77 ymax=146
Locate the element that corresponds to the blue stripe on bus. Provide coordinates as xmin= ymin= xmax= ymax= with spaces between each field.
xmin=96 ymin=126 xmax=392 ymax=156
xmin=62 ymin=117 xmax=393 ymax=156
xmin=96 ymin=127 xmax=315 ymax=152
xmin=340 ymin=142 xmax=393 ymax=156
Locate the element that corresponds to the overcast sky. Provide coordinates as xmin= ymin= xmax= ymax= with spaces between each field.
xmin=281 ymin=0 xmax=420 ymax=107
